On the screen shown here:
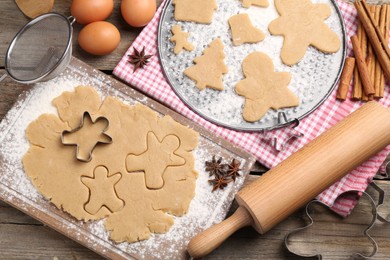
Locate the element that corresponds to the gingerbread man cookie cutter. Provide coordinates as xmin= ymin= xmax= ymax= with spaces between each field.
xmin=373 ymin=158 xmax=390 ymax=223
xmin=61 ymin=111 xmax=112 ymax=163
xmin=284 ymin=190 xmax=379 ymax=259
xmin=370 ymin=182 xmax=390 ymax=224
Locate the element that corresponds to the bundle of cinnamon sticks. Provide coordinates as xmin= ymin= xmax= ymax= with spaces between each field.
xmin=337 ymin=0 xmax=390 ymax=101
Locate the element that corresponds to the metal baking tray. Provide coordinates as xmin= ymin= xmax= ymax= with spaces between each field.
xmin=158 ymin=0 xmax=347 ymax=131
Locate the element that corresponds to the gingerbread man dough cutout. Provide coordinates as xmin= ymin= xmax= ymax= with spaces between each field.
xmin=229 ymin=14 xmax=265 ymax=46
xmin=173 ymin=0 xmax=217 ymax=24
xmin=236 ymin=52 xmax=299 ymax=122
xmin=126 ymin=132 xmax=185 ymax=190
xmin=184 ymin=38 xmax=228 ymax=91
xmin=170 ymin=25 xmax=195 ymax=54
xmin=241 ymin=0 xmax=269 ymax=8
xmin=269 ymin=0 xmax=340 ymax=66
xmin=81 ymin=166 xmax=124 ymax=215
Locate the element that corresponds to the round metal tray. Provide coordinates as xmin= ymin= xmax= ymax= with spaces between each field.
xmin=158 ymin=0 xmax=347 ymax=132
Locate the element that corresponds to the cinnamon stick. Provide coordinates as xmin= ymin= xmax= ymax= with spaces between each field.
xmin=367 ymin=5 xmax=378 ymax=99
xmin=361 ymin=21 xmax=368 ymax=59
xmin=360 ymin=19 xmax=369 ymax=101
xmin=337 ymin=57 xmax=356 ymax=100
xmin=355 ymin=1 xmax=390 ymax=81
xmin=351 ymin=35 xmax=375 ymax=96
xmin=361 ymin=90 xmax=369 ymax=101
xmin=353 ymin=67 xmax=363 ymax=99
xmin=377 ymin=5 xmax=388 ymax=97
xmin=386 ymin=4 xmax=390 ymax=48
xmin=362 ymin=1 xmax=390 ymax=58
xmin=353 ymin=22 xmax=364 ymax=100
xmin=387 ymin=4 xmax=390 ymax=36
xmin=374 ymin=5 xmax=384 ymax=98
xmin=363 ymin=27 xmax=372 ymax=102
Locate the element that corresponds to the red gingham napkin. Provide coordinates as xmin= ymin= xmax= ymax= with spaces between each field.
xmin=114 ymin=0 xmax=390 ymax=216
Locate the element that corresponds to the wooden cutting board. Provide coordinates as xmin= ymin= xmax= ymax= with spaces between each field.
xmin=15 ymin=0 xmax=55 ymax=19
xmin=0 ymin=57 xmax=256 ymax=259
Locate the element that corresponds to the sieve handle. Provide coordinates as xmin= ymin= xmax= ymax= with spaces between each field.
xmin=68 ymin=16 xmax=76 ymax=25
xmin=0 ymin=74 xmax=7 ymax=83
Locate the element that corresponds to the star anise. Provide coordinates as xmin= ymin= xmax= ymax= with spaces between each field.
xmin=205 ymin=156 xmax=227 ymax=177
xmin=227 ymin=159 xmax=241 ymax=181
xmin=128 ymin=47 xmax=153 ymax=72
xmin=208 ymin=175 xmax=233 ymax=192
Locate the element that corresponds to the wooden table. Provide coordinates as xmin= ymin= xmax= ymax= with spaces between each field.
xmin=0 ymin=0 xmax=389 ymax=259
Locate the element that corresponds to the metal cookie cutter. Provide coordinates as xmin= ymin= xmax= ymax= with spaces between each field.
xmin=374 ymin=158 xmax=390 ymax=180
xmin=284 ymin=191 xmax=379 ymax=259
xmin=372 ymin=157 xmax=390 ymax=223
xmin=262 ymin=112 xmax=304 ymax=152
xmin=61 ymin=111 xmax=112 ymax=162
xmin=370 ymin=182 xmax=390 ymax=224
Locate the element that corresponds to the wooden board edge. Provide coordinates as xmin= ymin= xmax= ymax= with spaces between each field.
xmin=0 ymin=184 xmax=134 ymax=260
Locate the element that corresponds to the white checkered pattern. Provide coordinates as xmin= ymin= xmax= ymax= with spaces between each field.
xmin=114 ymin=0 xmax=390 ymax=216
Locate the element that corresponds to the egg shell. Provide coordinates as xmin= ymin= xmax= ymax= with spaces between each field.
xmin=121 ymin=0 xmax=156 ymax=27
xmin=71 ymin=0 xmax=114 ymax=25
xmin=78 ymin=21 xmax=121 ymax=56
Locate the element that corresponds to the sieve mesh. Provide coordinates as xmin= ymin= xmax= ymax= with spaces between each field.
xmin=5 ymin=13 xmax=72 ymax=83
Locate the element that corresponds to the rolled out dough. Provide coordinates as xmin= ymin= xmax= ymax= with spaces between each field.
xmin=23 ymin=86 xmax=199 ymax=243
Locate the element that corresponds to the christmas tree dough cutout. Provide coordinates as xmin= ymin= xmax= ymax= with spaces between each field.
xmin=236 ymin=52 xmax=299 ymax=122
xmin=229 ymin=13 xmax=265 ymax=46
xmin=241 ymin=0 xmax=269 ymax=8
xmin=173 ymin=0 xmax=217 ymax=24
xmin=184 ymin=38 xmax=228 ymax=91
xmin=170 ymin=25 xmax=194 ymax=54
xmin=126 ymin=132 xmax=185 ymax=190
xmin=81 ymin=166 xmax=124 ymax=215
xmin=61 ymin=112 xmax=112 ymax=162
xmin=269 ymin=0 xmax=340 ymax=66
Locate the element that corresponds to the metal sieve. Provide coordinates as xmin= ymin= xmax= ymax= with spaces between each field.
xmin=0 ymin=13 xmax=75 ymax=84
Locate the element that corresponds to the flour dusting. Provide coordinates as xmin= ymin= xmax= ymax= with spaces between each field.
xmin=0 ymin=59 xmax=252 ymax=259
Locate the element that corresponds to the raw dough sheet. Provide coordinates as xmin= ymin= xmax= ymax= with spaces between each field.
xmin=0 ymin=57 xmax=256 ymax=260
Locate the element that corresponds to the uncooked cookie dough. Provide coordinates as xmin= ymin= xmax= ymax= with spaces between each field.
xmin=184 ymin=38 xmax=228 ymax=91
xmin=126 ymin=132 xmax=185 ymax=189
xmin=229 ymin=13 xmax=265 ymax=46
xmin=173 ymin=0 xmax=217 ymax=24
xmin=170 ymin=25 xmax=195 ymax=54
xmin=241 ymin=0 xmax=269 ymax=8
xmin=81 ymin=166 xmax=124 ymax=215
xmin=269 ymin=0 xmax=340 ymax=66
xmin=22 ymin=86 xmax=199 ymax=243
xmin=236 ymin=52 xmax=299 ymax=122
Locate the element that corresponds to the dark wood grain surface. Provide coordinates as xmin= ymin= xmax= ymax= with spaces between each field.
xmin=0 ymin=0 xmax=389 ymax=259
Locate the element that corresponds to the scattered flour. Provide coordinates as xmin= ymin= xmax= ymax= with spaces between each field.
xmin=0 ymin=59 xmax=252 ymax=259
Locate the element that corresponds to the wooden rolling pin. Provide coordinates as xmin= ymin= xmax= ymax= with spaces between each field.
xmin=188 ymin=101 xmax=390 ymax=258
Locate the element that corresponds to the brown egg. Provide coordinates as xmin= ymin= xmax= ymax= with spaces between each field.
xmin=71 ymin=0 xmax=114 ymax=25
xmin=121 ymin=0 xmax=156 ymax=27
xmin=78 ymin=21 xmax=121 ymax=56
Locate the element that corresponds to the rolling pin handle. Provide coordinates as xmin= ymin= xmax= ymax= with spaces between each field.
xmin=187 ymin=206 xmax=253 ymax=259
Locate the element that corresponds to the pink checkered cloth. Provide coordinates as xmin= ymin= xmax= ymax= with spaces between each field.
xmin=114 ymin=0 xmax=390 ymax=216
